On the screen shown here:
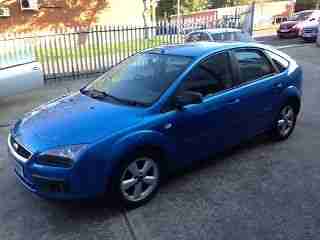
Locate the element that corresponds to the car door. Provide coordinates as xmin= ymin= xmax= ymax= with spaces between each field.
xmin=230 ymin=48 xmax=283 ymax=139
xmin=162 ymin=51 xmax=240 ymax=163
xmin=0 ymin=62 xmax=43 ymax=98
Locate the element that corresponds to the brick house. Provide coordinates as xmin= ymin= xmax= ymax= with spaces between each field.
xmin=0 ymin=0 xmax=149 ymax=33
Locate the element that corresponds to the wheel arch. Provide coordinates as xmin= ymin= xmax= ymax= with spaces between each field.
xmin=107 ymin=130 xmax=175 ymax=180
xmin=280 ymin=86 xmax=302 ymax=115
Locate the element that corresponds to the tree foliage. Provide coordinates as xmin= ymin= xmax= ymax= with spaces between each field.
xmin=296 ymin=0 xmax=320 ymax=9
xmin=157 ymin=0 xmax=209 ymax=18
xmin=156 ymin=0 xmax=293 ymax=18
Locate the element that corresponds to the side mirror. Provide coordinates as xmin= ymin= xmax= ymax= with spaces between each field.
xmin=174 ymin=91 xmax=202 ymax=110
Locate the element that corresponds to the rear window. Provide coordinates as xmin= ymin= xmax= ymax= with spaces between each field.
xmin=234 ymin=49 xmax=275 ymax=83
xmin=265 ymin=51 xmax=289 ymax=73
xmin=211 ymin=32 xmax=252 ymax=42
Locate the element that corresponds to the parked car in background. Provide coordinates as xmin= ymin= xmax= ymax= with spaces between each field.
xmin=8 ymin=42 xmax=303 ymax=208
xmin=0 ymin=48 xmax=44 ymax=98
xmin=301 ymin=21 xmax=319 ymax=42
xmin=317 ymin=24 xmax=320 ymax=46
xmin=277 ymin=10 xmax=320 ymax=38
xmin=185 ymin=28 xmax=253 ymax=43
xmin=272 ymin=15 xmax=288 ymax=25
xmin=181 ymin=24 xmax=207 ymax=35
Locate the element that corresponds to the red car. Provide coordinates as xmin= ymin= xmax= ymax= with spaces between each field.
xmin=277 ymin=10 xmax=316 ymax=38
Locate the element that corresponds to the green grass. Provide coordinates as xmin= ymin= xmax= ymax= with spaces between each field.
xmin=35 ymin=35 xmax=182 ymax=63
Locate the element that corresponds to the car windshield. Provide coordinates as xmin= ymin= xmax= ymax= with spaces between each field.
xmin=289 ymin=12 xmax=312 ymax=21
xmin=83 ymin=53 xmax=193 ymax=106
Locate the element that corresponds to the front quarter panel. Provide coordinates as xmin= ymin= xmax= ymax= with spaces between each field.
xmin=73 ymin=129 xmax=176 ymax=196
xmin=109 ymin=130 xmax=175 ymax=171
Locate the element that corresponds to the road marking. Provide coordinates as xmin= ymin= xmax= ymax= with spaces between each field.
xmin=276 ymin=44 xmax=309 ymax=50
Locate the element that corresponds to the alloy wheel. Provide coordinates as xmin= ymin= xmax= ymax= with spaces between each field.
xmin=277 ymin=105 xmax=295 ymax=137
xmin=120 ymin=157 xmax=159 ymax=202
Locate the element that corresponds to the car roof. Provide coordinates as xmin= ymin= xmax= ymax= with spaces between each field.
xmin=190 ymin=28 xmax=242 ymax=34
xmin=296 ymin=10 xmax=315 ymax=14
xmin=295 ymin=10 xmax=320 ymax=15
xmin=145 ymin=42 xmax=263 ymax=58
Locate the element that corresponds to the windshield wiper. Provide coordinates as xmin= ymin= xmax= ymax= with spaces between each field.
xmin=80 ymin=88 xmax=147 ymax=107
xmin=80 ymin=88 xmax=108 ymax=99
xmin=116 ymin=98 xmax=148 ymax=107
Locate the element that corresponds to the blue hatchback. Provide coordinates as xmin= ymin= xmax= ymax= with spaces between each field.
xmin=8 ymin=42 xmax=303 ymax=208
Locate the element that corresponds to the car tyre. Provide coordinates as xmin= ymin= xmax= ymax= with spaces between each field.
xmin=271 ymin=103 xmax=297 ymax=141
xmin=111 ymin=152 xmax=162 ymax=209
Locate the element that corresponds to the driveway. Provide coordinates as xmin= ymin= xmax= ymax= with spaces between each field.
xmin=0 ymin=40 xmax=320 ymax=240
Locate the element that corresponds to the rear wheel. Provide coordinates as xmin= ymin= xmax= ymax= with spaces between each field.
xmin=272 ymin=104 xmax=297 ymax=140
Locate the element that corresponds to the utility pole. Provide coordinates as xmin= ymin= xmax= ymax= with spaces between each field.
xmin=250 ymin=1 xmax=256 ymax=36
xmin=316 ymin=0 xmax=320 ymax=10
xmin=177 ymin=0 xmax=181 ymax=26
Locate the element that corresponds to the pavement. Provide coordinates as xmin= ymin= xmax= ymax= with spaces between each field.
xmin=1 ymin=39 xmax=320 ymax=240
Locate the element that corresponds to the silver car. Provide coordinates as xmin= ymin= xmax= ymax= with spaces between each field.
xmin=0 ymin=43 xmax=43 ymax=98
xmin=185 ymin=28 xmax=253 ymax=43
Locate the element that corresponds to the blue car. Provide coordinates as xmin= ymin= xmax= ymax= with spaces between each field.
xmin=8 ymin=42 xmax=303 ymax=208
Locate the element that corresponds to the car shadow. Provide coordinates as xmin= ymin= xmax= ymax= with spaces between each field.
xmin=163 ymin=133 xmax=277 ymax=187
xmin=45 ymin=134 xmax=276 ymax=214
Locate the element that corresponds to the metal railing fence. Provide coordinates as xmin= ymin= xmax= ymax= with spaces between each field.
xmin=0 ymin=16 xmax=244 ymax=81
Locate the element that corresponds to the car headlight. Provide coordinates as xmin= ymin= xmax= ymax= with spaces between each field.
xmin=37 ymin=145 xmax=88 ymax=168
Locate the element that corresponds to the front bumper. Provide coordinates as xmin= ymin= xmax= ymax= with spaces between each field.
xmin=8 ymin=134 xmax=103 ymax=200
xmin=277 ymin=29 xmax=298 ymax=38
xmin=302 ymin=33 xmax=317 ymax=42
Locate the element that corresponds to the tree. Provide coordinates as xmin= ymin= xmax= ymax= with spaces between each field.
xmin=142 ymin=0 xmax=149 ymax=37
xmin=157 ymin=0 xmax=209 ymax=19
xmin=296 ymin=0 xmax=320 ymax=9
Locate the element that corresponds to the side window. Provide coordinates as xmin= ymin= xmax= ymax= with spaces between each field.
xmin=200 ymin=33 xmax=210 ymax=41
xmin=233 ymin=49 xmax=276 ymax=84
xmin=211 ymin=33 xmax=223 ymax=41
xmin=179 ymin=52 xmax=233 ymax=97
xmin=235 ymin=32 xmax=252 ymax=42
xmin=185 ymin=33 xmax=201 ymax=42
xmin=222 ymin=32 xmax=233 ymax=41
xmin=265 ymin=51 xmax=289 ymax=73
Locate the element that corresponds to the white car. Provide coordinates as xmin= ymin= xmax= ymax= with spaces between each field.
xmin=185 ymin=28 xmax=253 ymax=43
xmin=0 ymin=50 xmax=44 ymax=98
xmin=302 ymin=22 xmax=319 ymax=42
xmin=317 ymin=24 xmax=320 ymax=46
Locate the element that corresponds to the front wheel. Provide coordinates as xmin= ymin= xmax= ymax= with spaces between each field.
xmin=112 ymin=154 xmax=161 ymax=208
xmin=272 ymin=104 xmax=297 ymax=140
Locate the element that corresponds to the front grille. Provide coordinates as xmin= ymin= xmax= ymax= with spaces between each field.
xmin=37 ymin=155 xmax=73 ymax=168
xmin=32 ymin=175 xmax=69 ymax=193
xmin=280 ymin=25 xmax=290 ymax=30
xmin=304 ymin=28 xmax=317 ymax=34
xmin=10 ymin=136 xmax=32 ymax=159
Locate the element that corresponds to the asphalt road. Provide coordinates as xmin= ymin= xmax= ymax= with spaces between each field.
xmin=1 ymin=40 xmax=320 ymax=240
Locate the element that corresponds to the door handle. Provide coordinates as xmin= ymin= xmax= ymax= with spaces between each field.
xmin=226 ymin=98 xmax=240 ymax=105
